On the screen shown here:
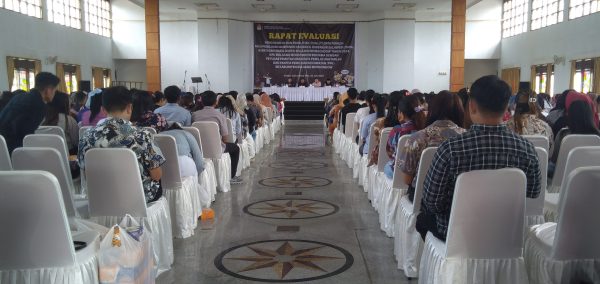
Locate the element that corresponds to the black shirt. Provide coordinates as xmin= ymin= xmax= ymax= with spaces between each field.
xmin=340 ymin=102 xmax=363 ymax=129
xmin=0 ymin=89 xmax=46 ymax=153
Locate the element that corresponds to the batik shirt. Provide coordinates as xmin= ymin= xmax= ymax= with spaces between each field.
xmin=136 ymin=111 xmax=168 ymax=132
xmin=506 ymin=114 xmax=554 ymax=148
xmin=78 ymin=118 xmax=166 ymax=203
xmin=384 ymin=120 xmax=416 ymax=178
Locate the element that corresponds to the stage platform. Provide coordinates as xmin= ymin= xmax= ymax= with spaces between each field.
xmin=284 ymin=101 xmax=325 ymax=120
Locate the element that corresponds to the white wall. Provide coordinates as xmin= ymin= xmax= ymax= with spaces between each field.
xmin=465 ymin=59 xmax=499 ymax=87
xmin=500 ymin=13 xmax=600 ymax=93
xmin=160 ymin=21 xmax=200 ymax=90
xmin=114 ymin=59 xmax=146 ymax=89
xmin=365 ymin=21 xmax=385 ymax=92
xmin=414 ymin=22 xmax=451 ymax=92
xmin=227 ymin=20 xmax=253 ymax=93
xmin=383 ymin=20 xmax=416 ymax=92
xmin=197 ymin=19 xmax=230 ymax=93
xmin=0 ymin=9 xmax=113 ymax=91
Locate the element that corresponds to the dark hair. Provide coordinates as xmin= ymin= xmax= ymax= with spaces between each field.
xmin=512 ymin=89 xmax=540 ymax=134
xmin=372 ymin=94 xmax=388 ymax=118
xmin=385 ymin=91 xmax=404 ymax=127
xmin=358 ymin=91 xmax=366 ymax=101
xmin=347 ymin=88 xmax=358 ymax=100
xmin=193 ymin=94 xmax=204 ymax=111
xmin=202 ymin=91 xmax=218 ymax=107
xmin=333 ymin=92 xmax=340 ymax=101
xmin=131 ymin=90 xmax=154 ymax=122
xmin=102 ymin=86 xmax=132 ymax=113
xmin=470 ymin=75 xmax=511 ymax=115
xmin=551 ymin=90 xmax=571 ymax=111
xmin=427 ymin=91 xmax=464 ymax=127
xmin=34 ymin=72 xmax=60 ymax=90
xmin=153 ymin=91 xmax=165 ymax=104
xmin=71 ymin=91 xmax=87 ymax=111
xmin=218 ymin=96 xmax=236 ymax=117
xmin=180 ymin=93 xmax=194 ymax=110
xmin=343 ymin=98 xmax=350 ymax=106
xmin=246 ymin=93 xmax=255 ymax=102
xmin=44 ymin=91 xmax=70 ymax=126
xmin=567 ymin=100 xmax=600 ymax=136
xmin=398 ymin=95 xmax=427 ymax=130
xmin=89 ymin=92 xmax=103 ymax=123
xmin=228 ymin=91 xmax=238 ymax=100
xmin=164 ymin=85 xmax=181 ymax=103
xmin=0 ymin=91 xmax=16 ymax=112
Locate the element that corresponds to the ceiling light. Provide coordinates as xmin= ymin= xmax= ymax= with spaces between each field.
xmin=392 ymin=3 xmax=416 ymax=10
xmin=252 ymin=4 xmax=274 ymax=12
xmin=195 ymin=3 xmax=220 ymax=10
xmin=336 ymin=4 xmax=359 ymax=12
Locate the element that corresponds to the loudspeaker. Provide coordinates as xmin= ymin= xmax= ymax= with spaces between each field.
xmin=519 ymin=81 xmax=531 ymax=92
xmin=79 ymin=80 xmax=91 ymax=92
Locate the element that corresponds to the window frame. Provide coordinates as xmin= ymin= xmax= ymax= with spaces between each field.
xmin=11 ymin=58 xmax=37 ymax=92
xmin=572 ymin=59 xmax=595 ymax=93
xmin=569 ymin=0 xmax=600 ymax=20
xmin=63 ymin=63 xmax=79 ymax=93
xmin=47 ymin=0 xmax=82 ymax=29
xmin=84 ymin=0 xmax=111 ymax=38
xmin=531 ymin=0 xmax=565 ymax=30
xmin=2 ymin=0 xmax=43 ymax=18
xmin=502 ymin=0 xmax=530 ymax=38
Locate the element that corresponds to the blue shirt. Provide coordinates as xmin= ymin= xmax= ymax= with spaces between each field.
xmin=360 ymin=113 xmax=377 ymax=155
xmin=161 ymin=129 xmax=205 ymax=174
xmin=154 ymin=103 xmax=191 ymax=126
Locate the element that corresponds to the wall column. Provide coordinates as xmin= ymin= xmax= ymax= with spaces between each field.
xmin=145 ymin=0 xmax=161 ymax=92
xmin=450 ymin=0 xmax=466 ymax=92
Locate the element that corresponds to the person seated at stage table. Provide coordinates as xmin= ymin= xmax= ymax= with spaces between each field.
xmin=325 ymin=78 xmax=333 ymax=87
xmin=312 ymin=79 xmax=322 ymax=87
xmin=286 ymin=78 xmax=294 ymax=87
xmin=298 ymin=78 xmax=309 ymax=87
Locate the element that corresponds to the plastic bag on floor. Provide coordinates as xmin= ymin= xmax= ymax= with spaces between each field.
xmin=99 ymin=215 xmax=156 ymax=284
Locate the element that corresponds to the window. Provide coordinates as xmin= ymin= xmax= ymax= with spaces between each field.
xmin=572 ymin=59 xmax=594 ymax=93
xmin=9 ymin=58 xmax=39 ymax=91
xmin=569 ymin=0 xmax=600 ymax=19
xmin=533 ymin=64 xmax=555 ymax=95
xmin=63 ymin=64 xmax=79 ymax=93
xmin=84 ymin=0 xmax=111 ymax=37
xmin=103 ymin=69 xmax=111 ymax=87
xmin=3 ymin=0 xmax=42 ymax=18
xmin=531 ymin=0 xmax=564 ymax=30
xmin=47 ymin=0 xmax=82 ymax=29
xmin=92 ymin=67 xmax=111 ymax=88
xmin=503 ymin=0 xmax=529 ymax=38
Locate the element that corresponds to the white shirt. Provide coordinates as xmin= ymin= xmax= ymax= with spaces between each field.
xmin=355 ymin=106 xmax=370 ymax=126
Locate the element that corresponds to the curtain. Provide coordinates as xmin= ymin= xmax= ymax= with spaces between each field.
xmin=569 ymin=60 xmax=576 ymax=89
xmin=56 ymin=63 xmax=66 ymax=93
xmin=33 ymin=60 xmax=41 ymax=75
xmin=92 ymin=67 xmax=103 ymax=89
xmin=501 ymin=68 xmax=520 ymax=94
xmin=546 ymin=64 xmax=553 ymax=95
xmin=6 ymin=57 xmax=15 ymax=91
xmin=530 ymin=65 xmax=536 ymax=92
xmin=75 ymin=65 xmax=81 ymax=92
xmin=105 ymin=69 xmax=111 ymax=87
xmin=593 ymin=57 xmax=600 ymax=93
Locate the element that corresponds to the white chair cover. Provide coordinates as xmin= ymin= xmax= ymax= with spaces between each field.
xmin=255 ymin=126 xmax=264 ymax=153
xmin=394 ymin=147 xmax=437 ymax=277
xmin=154 ymin=134 xmax=198 ymax=239
xmin=192 ymin=122 xmax=231 ymax=192
xmin=526 ymin=147 xmax=548 ymax=227
xmin=35 ymin=125 xmax=66 ymax=140
xmin=0 ymin=171 xmax=100 ymax=284
xmin=525 ymin=166 xmax=600 ymax=284
xmin=372 ymin=128 xmax=392 ymax=212
xmin=523 ymin=135 xmax=550 ymax=152
xmin=419 ymin=169 xmax=528 ymax=284
xmin=85 ymin=148 xmax=174 ymax=275
xmin=341 ymin=113 xmax=356 ymax=164
xmin=0 ymin=135 xmax=12 ymax=170
xmin=225 ymin=118 xmax=235 ymax=143
xmin=544 ymin=146 xmax=600 ymax=222
xmin=246 ymin=134 xmax=256 ymax=159
xmin=182 ymin=126 xmax=218 ymax=207
xmin=549 ymin=135 xmax=600 ymax=193
xmin=240 ymin=138 xmax=250 ymax=170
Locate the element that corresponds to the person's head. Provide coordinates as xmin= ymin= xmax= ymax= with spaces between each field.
xmin=567 ymin=100 xmax=600 ymax=135
xmin=398 ymin=95 xmax=427 ymax=130
xmin=372 ymin=93 xmax=388 ymax=118
xmin=34 ymin=72 xmax=60 ymax=103
xmin=332 ymin=92 xmax=340 ymax=101
xmin=426 ymin=91 xmax=464 ymax=127
xmin=131 ymin=90 xmax=154 ymax=122
xmin=180 ymin=93 xmax=194 ymax=109
xmin=385 ymin=91 xmax=404 ymax=127
xmin=287 ymin=78 xmax=293 ymax=82
xmin=44 ymin=91 xmax=70 ymax=126
xmin=229 ymin=91 xmax=238 ymax=100
xmin=246 ymin=93 xmax=255 ymax=102
xmin=512 ymin=90 xmax=540 ymax=134
xmin=164 ymin=85 xmax=181 ymax=104
xmin=552 ymin=90 xmax=571 ymax=111
xmin=343 ymin=98 xmax=350 ymax=106
xmin=347 ymin=88 xmax=358 ymax=101
xmin=365 ymin=91 xmax=375 ymax=108
xmin=566 ymin=90 xmax=599 ymax=126
xmin=218 ymin=95 xmax=235 ymax=110
xmin=153 ymin=91 xmax=166 ymax=106
xmin=89 ymin=91 xmax=104 ymax=123
xmin=468 ymin=75 xmax=512 ymax=124
xmin=102 ymin=86 xmax=133 ymax=120
xmin=0 ymin=91 xmax=15 ymax=111
xmin=300 ymin=78 xmax=306 ymax=83
xmin=202 ymin=90 xmax=218 ymax=107
xmin=71 ymin=91 xmax=87 ymax=110
xmin=326 ymin=78 xmax=331 ymax=83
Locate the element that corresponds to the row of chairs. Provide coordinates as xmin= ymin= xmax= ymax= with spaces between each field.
xmin=333 ymin=112 xmax=600 ymax=283
xmin=0 ymin=115 xmax=283 ymax=284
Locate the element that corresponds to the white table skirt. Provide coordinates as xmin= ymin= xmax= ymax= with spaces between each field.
xmin=262 ymin=86 xmax=348 ymax=102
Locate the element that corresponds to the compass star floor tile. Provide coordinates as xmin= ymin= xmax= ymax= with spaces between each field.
xmin=244 ymin=199 xmax=339 ymax=219
xmin=269 ymin=161 xmax=328 ymax=170
xmin=259 ymin=176 xmax=332 ymax=188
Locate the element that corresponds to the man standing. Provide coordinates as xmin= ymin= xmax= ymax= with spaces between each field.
xmin=416 ymin=75 xmax=541 ymax=241
xmin=0 ymin=72 xmax=60 ymax=153
xmin=192 ymin=91 xmax=243 ymax=184
xmin=154 ymin=85 xmax=192 ymax=126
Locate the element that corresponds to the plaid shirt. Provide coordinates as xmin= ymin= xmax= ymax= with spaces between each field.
xmin=422 ymin=124 xmax=541 ymax=238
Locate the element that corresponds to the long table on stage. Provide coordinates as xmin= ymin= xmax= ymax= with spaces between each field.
xmin=261 ymin=86 xmax=349 ymax=102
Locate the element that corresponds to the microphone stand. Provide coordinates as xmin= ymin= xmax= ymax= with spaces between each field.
xmin=205 ymin=74 xmax=211 ymax=91
xmin=183 ymin=70 xmax=187 ymax=91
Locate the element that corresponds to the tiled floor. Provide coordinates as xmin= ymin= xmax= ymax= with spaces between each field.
xmin=157 ymin=121 xmax=415 ymax=284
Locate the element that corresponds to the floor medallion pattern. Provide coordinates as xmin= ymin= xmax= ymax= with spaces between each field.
xmin=215 ymin=239 xmax=354 ymax=282
xmin=259 ymin=176 xmax=332 ymax=188
xmin=269 ymin=161 xmax=327 ymax=170
xmin=277 ymin=150 xmax=325 ymax=157
xmin=243 ymin=199 xmax=339 ymax=219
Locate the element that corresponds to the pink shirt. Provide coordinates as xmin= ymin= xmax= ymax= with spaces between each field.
xmin=79 ymin=110 xmax=107 ymax=126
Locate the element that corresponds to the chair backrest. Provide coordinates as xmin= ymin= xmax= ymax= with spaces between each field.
xmin=344 ymin=113 xmax=356 ymax=138
xmin=523 ymin=135 xmax=550 ymax=152
xmin=525 ymin=147 xmax=548 ymax=217
xmin=0 ymin=171 xmax=75 ymax=269
xmin=377 ymin=128 xmax=392 ymax=172
xmin=367 ymin=123 xmax=377 ymax=156
xmin=225 ymin=118 xmax=235 ymax=143
xmin=79 ymin=126 xmax=92 ymax=140
xmin=23 ymin=134 xmax=70 ymax=174
xmin=412 ymin=147 xmax=438 ymax=214
xmin=391 ymin=135 xmax=411 ymax=188
xmin=0 ymin=135 xmax=11 ymax=170
xmin=35 ymin=126 xmax=66 ymax=140
xmin=559 ymin=146 xmax=600 ymax=190
xmin=192 ymin=121 xmax=222 ymax=159
xmin=153 ymin=135 xmax=182 ymax=188
xmin=182 ymin=126 xmax=205 ymax=153
xmin=553 ymin=166 xmax=600 ymax=260
xmin=12 ymin=147 xmax=78 ymax=218
xmin=143 ymin=127 xmax=157 ymax=135
xmin=445 ymin=168 xmax=526 ymax=259
xmin=552 ymin=134 xmax=600 ymax=189
xmin=85 ymin=148 xmax=148 ymax=218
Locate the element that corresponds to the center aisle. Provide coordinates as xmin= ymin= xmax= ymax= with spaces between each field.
xmin=158 ymin=121 xmax=412 ymax=284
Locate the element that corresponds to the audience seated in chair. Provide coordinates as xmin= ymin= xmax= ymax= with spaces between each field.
xmin=218 ymin=95 xmax=243 ymax=143
xmin=131 ymin=89 xmax=168 ymax=131
xmin=192 ymin=90 xmax=242 ymax=184
xmin=507 ymin=90 xmax=553 ymax=150
xmin=154 ymin=85 xmax=192 ymax=126
xmin=78 ymin=86 xmax=166 ymax=203
xmin=160 ymin=122 xmax=205 ymax=178
xmin=0 ymin=72 xmax=60 ymax=153
xmin=42 ymin=91 xmax=80 ymax=154
xmin=416 ymin=75 xmax=542 ymax=241
xmin=368 ymin=90 xmax=405 ymax=166
xmin=398 ymin=91 xmax=466 ymax=202
xmin=245 ymin=93 xmax=260 ymax=140
xmin=340 ymin=88 xmax=363 ymax=129
xmin=360 ymin=93 xmax=388 ymax=156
